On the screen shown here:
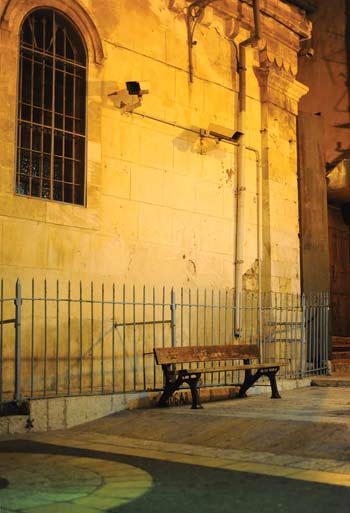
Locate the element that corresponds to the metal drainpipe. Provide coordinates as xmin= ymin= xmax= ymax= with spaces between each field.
xmin=235 ymin=0 xmax=261 ymax=335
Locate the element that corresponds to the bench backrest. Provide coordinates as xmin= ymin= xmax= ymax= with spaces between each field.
xmin=154 ymin=344 xmax=260 ymax=365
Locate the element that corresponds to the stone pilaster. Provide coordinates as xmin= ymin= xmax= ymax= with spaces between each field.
xmin=256 ymin=54 xmax=309 ymax=293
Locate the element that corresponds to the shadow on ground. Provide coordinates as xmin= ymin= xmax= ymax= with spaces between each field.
xmin=0 ymin=439 xmax=349 ymax=513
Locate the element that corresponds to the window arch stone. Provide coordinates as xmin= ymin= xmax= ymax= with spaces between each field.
xmin=0 ymin=0 xmax=104 ymax=65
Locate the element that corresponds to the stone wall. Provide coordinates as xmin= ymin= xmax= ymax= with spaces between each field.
xmin=0 ymin=0 xmax=309 ymax=294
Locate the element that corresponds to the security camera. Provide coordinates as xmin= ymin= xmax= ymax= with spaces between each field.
xmin=208 ymin=123 xmax=243 ymax=142
xmin=108 ymin=81 xmax=150 ymax=112
xmin=126 ymin=81 xmax=150 ymax=96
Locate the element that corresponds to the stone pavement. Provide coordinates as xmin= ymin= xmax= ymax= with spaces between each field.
xmin=0 ymin=386 xmax=350 ymax=512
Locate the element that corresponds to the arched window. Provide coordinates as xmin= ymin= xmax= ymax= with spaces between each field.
xmin=16 ymin=9 xmax=86 ymax=205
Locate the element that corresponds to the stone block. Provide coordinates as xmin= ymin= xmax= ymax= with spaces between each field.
xmin=196 ymin=180 xmax=224 ymax=218
xmin=164 ymin=172 xmax=196 ymax=211
xmin=139 ymin=127 xmax=174 ymax=172
xmin=138 ymin=203 xmax=173 ymax=245
xmin=199 ymin=216 xmax=233 ymax=255
xmin=130 ymin=164 xmax=165 ymax=205
xmin=100 ymin=196 xmax=139 ymax=241
xmin=30 ymin=399 xmax=48 ymax=432
xmin=2 ymin=220 xmax=48 ymax=268
xmin=47 ymin=398 xmax=66 ymax=430
xmin=101 ymin=158 xmax=131 ymax=200
xmin=47 ymin=227 xmax=92 ymax=273
xmin=0 ymin=418 xmax=9 ymax=435
xmin=8 ymin=416 xmax=28 ymax=434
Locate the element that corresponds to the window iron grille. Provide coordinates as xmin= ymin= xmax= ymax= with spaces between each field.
xmin=16 ymin=9 xmax=86 ymax=205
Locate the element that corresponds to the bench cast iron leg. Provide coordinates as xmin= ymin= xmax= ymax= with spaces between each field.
xmin=267 ymin=370 xmax=281 ymax=399
xmin=185 ymin=376 xmax=203 ymax=409
xmin=159 ymin=373 xmax=184 ymax=407
xmin=238 ymin=369 xmax=261 ymax=398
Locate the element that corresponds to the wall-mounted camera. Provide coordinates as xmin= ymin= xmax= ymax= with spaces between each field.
xmin=108 ymin=81 xmax=151 ymax=112
xmin=126 ymin=81 xmax=151 ymax=96
xmin=207 ymin=123 xmax=243 ymax=142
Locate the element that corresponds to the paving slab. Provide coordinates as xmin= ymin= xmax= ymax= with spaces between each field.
xmin=0 ymin=387 xmax=350 ymax=512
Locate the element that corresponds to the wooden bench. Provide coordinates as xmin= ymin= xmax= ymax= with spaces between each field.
xmin=154 ymin=344 xmax=284 ymax=409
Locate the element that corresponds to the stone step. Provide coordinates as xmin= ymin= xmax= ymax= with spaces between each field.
xmin=332 ymin=346 xmax=350 ymax=358
xmin=331 ymin=352 xmax=350 ymax=359
xmin=332 ymin=336 xmax=350 ymax=346
xmin=331 ymin=361 xmax=350 ymax=373
xmin=311 ymin=374 xmax=350 ymax=387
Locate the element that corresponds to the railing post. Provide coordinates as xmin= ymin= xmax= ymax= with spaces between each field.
xmin=300 ymin=293 xmax=306 ymax=378
xmin=170 ymin=288 xmax=176 ymax=348
xmin=14 ymin=278 xmax=22 ymax=401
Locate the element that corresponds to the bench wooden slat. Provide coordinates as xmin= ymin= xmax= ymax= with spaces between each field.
xmin=154 ymin=344 xmax=260 ymax=365
xmin=178 ymin=361 xmax=287 ymax=373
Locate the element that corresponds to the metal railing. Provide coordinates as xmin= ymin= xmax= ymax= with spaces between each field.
xmin=0 ymin=278 xmax=330 ymax=402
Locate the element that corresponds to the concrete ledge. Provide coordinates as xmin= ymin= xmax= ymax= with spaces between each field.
xmin=0 ymin=378 xmax=312 ymax=435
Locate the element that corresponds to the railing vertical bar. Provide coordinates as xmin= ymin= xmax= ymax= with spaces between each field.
xmin=202 ymin=288 xmax=207 ymax=384
xmin=55 ymin=280 xmax=59 ymax=396
xmin=300 ymin=293 xmax=306 ymax=378
xmin=79 ymin=281 xmax=83 ymax=394
xmin=211 ymin=289 xmax=214 ymax=346
xmin=196 ymin=288 xmax=199 ymax=346
xmin=224 ymin=289 xmax=228 ymax=345
xmin=307 ymin=294 xmax=311 ymax=375
xmin=285 ymin=293 xmax=289 ymax=377
xmin=325 ymin=292 xmax=329 ymax=373
xmin=101 ymin=282 xmax=105 ymax=394
xmin=250 ymin=291 xmax=253 ymax=341
xmin=323 ymin=293 xmax=326 ymax=372
xmin=291 ymin=293 xmax=296 ymax=378
xmin=319 ymin=293 xmax=323 ymax=374
xmin=0 ymin=279 xmax=3 ymax=402
xmin=231 ymin=288 xmax=235 ymax=341
xmin=112 ymin=283 xmax=116 ymax=392
xmin=326 ymin=292 xmax=330 ymax=373
xmin=123 ymin=284 xmax=126 ymax=393
xmin=238 ymin=290 xmax=242 ymax=382
xmin=189 ymin=288 xmax=192 ymax=347
xmin=289 ymin=293 xmax=293 ymax=378
xmin=277 ymin=292 xmax=282 ymax=362
xmin=90 ymin=282 xmax=94 ymax=393
xmin=246 ymin=290 xmax=249 ymax=342
xmin=316 ymin=293 xmax=319 ymax=371
xmin=142 ymin=285 xmax=146 ymax=390
xmin=31 ymin=278 xmax=35 ymax=397
xmin=238 ymin=290 xmax=242 ymax=340
xmin=218 ymin=289 xmax=221 ymax=344
xmin=312 ymin=293 xmax=316 ymax=373
xmin=262 ymin=292 xmax=266 ymax=361
xmin=133 ymin=285 xmax=136 ymax=391
xmin=180 ymin=287 xmax=184 ymax=347
xmin=152 ymin=286 xmax=156 ymax=389
xmin=324 ymin=292 xmax=327 ymax=373
xmin=15 ymin=279 xmax=22 ymax=401
xmin=43 ymin=279 xmax=47 ymax=397
xmin=171 ymin=288 xmax=176 ymax=348
xmin=67 ymin=280 xmax=71 ymax=396
xmin=162 ymin=286 xmax=165 ymax=348
xmin=268 ymin=291 xmax=273 ymax=362
xmin=316 ymin=293 xmax=320 ymax=372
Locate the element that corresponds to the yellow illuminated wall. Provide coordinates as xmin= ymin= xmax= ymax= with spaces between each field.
xmin=0 ymin=0 xmax=310 ymax=294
